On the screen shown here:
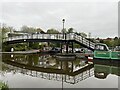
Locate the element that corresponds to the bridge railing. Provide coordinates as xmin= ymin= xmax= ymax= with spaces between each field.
xmin=3 ymin=33 xmax=95 ymax=49
xmin=3 ymin=34 xmax=67 ymax=42
xmin=3 ymin=33 xmax=75 ymax=42
xmin=73 ymin=34 xmax=95 ymax=49
xmin=5 ymin=63 xmax=94 ymax=84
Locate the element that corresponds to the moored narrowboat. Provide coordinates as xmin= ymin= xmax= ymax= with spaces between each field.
xmin=94 ymin=43 xmax=120 ymax=60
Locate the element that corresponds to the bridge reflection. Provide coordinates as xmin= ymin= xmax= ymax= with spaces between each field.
xmin=2 ymin=54 xmax=94 ymax=84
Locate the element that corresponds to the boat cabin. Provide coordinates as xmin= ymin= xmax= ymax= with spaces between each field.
xmin=95 ymin=43 xmax=109 ymax=51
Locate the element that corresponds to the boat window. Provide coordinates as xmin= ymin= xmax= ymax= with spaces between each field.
xmin=95 ymin=44 xmax=108 ymax=51
xmin=114 ymin=46 xmax=120 ymax=51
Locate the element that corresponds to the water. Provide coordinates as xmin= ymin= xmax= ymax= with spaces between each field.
xmin=0 ymin=53 xmax=119 ymax=88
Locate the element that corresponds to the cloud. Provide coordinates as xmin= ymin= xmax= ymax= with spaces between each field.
xmin=1 ymin=1 xmax=118 ymax=38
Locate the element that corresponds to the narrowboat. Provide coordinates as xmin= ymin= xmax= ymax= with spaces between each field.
xmin=94 ymin=43 xmax=120 ymax=60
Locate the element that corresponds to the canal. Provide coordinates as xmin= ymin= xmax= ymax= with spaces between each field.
xmin=0 ymin=53 xmax=119 ymax=88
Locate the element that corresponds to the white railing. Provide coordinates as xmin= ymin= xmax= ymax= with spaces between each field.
xmin=4 ymin=34 xmax=66 ymax=42
xmin=74 ymin=34 xmax=95 ymax=50
xmin=6 ymin=63 xmax=94 ymax=84
xmin=3 ymin=33 xmax=95 ymax=50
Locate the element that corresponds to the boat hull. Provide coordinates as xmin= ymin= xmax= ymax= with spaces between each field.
xmin=94 ymin=51 xmax=120 ymax=60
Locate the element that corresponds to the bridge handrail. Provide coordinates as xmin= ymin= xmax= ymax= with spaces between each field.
xmin=5 ymin=61 xmax=94 ymax=84
xmin=3 ymin=33 xmax=95 ymax=49
xmin=73 ymin=34 xmax=95 ymax=48
xmin=3 ymin=33 xmax=66 ymax=42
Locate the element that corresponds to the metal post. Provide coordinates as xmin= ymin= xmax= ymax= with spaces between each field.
xmin=60 ymin=43 xmax=62 ymax=53
xmin=88 ymin=32 xmax=91 ymax=47
xmin=72 ymin=42 xmax=74 ymax=53
xmin=89 ymin=40 xmax=90 ymax=48
xmin=62 ymin=19 xmax=65 ymax=39
xmin=65 ymin=33 xmax=66 ymax=40
xmin=61 ymin=61 xmax=63 ymax=69
xmin=37 ymin=32 xmax=38 ymax=39
xmin=66 ymin=41 xmax=68 ymax=53
xmin=82 ymin=36 xmax=83 ymax=43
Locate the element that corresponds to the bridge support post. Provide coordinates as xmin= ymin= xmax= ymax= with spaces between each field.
xmin=66 ymin=41 xmax=69 ymax=53
xmin=72 ymin=42 xmax=74 ymax=53
xmin=60 ymin=43 xmax=63 ymax=53
xmin=71 ymin=61 xmax=74 ymax=72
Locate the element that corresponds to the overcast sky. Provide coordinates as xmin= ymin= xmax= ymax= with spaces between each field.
xmin=0 ymin=0 xmax=119 ymax=38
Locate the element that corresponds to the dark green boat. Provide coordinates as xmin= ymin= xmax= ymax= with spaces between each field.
xmin=94 ymin=43 xmax=120 ymax=60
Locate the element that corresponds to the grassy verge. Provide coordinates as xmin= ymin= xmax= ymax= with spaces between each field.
xmin=0 ymin=82 xmax=9 ymax=90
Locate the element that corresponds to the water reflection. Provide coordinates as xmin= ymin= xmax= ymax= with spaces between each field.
xmin=94 ymin=59 xmax=120 ymax=79
xmin=1 ymin=54 xmax=94 ymax=84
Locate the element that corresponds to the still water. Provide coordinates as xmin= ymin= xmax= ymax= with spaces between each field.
xmin=0 ymin=53 xmax=119 ymax=88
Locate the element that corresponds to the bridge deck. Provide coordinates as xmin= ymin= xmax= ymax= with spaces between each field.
xmin=3 ymin=33 xmax=95 ymax=51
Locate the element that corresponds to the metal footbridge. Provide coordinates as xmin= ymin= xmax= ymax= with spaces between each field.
xmin=3 ymin=33 xmax=95 ymax=51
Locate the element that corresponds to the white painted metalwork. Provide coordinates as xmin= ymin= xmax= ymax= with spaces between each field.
xmin=3 ymin=33 xmax=95 ymax=50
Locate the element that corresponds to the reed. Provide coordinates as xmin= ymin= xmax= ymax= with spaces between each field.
xmin=0 ymin=82 xmax=9 ymax=90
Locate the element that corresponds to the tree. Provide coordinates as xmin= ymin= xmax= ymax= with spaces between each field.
xmin=103 ymin=40 xmax=114 ymax=47
xmin=76 ymin=32 xmax=87 ymax=38
xmin=36 ymin=28 xmax=45 ymax=34
xmin=114 ymin=37 xmax=118 ymax=40
xmin=21 ymin=25 xmax=36 ymax=34
xmin=2 ymin=25 xmax=15 ymax=38
xmin=99 ymin=39 xmax=104 ymax=43
xmin=113 ymin=37 xmax=119 ymax=46
xmin=61 ymin=28 xmax=67 ymax=33
xmin=21 ymin=26 xmax=45 ymax=34
xmin=21 ymin=25 xmax=29 ymax=33
xmin=0 ymin=26 xmax=2 ymax=50
xmin=80 ymin=32 xmax=87 ymax=38
xmin=47 ymin=28 xmax=60 ymax=34
xmin=68 ymin=28 xmax=74 ymax=33
xmin=118 ymin=38 xmax=120 ymax=46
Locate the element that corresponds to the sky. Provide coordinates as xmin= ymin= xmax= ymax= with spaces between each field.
xmin=0 ymin=0 xmax=119 ymax=38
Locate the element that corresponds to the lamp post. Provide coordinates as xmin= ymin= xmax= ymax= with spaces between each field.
xmin=62 ymin=19 xmax=65 ymax=39
xmin=62 ymin=19 xmax=68 ymax=53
